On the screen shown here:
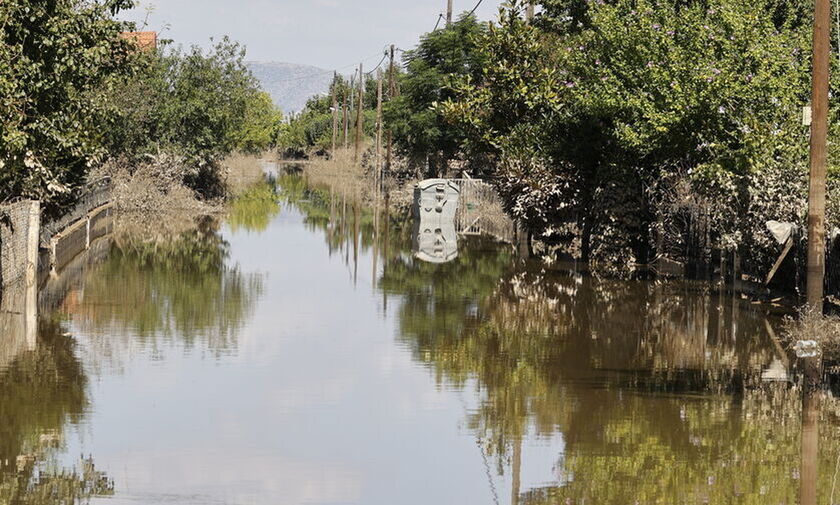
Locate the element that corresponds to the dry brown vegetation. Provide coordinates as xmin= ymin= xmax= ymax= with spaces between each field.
xmin=222 ymin=152 xmax=271 ymax=196
xmin=783 ymin=310 xmax=840 ymax=362
xmin=94 ymin=152 xmax=272 ymax=218
xmin=302 ymin=148 xmax=416 ymax=211
xmin=95 ymin=154 xmax=219 ymax=215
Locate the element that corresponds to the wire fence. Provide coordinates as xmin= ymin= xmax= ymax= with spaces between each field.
xmin=451 ymin=179 xmax=516 ymax=243
xmin=40 ymin=177 xmax=112 ymax=247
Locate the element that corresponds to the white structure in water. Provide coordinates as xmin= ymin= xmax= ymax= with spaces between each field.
xmin=413 ymin=179 xmax=460 ymax=263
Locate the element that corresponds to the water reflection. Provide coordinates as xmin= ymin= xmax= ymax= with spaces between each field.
xmin=0 ymin=282 xmax=37 ymax=372
xmin=227 ymin=180 xmax=281 ymax=233
xmin=285 ymin=174 xmax=840 ymax=504
xmin=0 ymin=319 xmax=112 ymax=504
xmin=60 ymin=215 xmax=264 ymax=364
xmin=6 ymin=173 xmax=838 ymax=504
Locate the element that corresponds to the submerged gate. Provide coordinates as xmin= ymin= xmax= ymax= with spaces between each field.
xmin=412 ymin=178 xmax=516 ymax=263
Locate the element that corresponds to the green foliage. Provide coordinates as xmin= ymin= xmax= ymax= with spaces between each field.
xmin=385 ymin=15 xmax=488 ymax=176
xmin=235 ymin=91 xmax=283 ymax=154
xmin=442 ymin=0 xmax=823 ymax=268
xmin=277 ymin=70 xmax=387 ymax=157
xmin=109 ymin=37 xmax=282 ymax=169
xmin=0 ymin=0 xmax=136 ymax=207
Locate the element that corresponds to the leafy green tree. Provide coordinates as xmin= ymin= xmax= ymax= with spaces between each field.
xmin=386 ymin=15 xmax=488 ymax=177
xmin=107 ymin=37 xmax=282 ymax=195
xmin=443 ymin=0 xmax=819 ymax=269
xmin=0 ymin=0 xmax=136 ymax=210
xmin=235 ymin=90 xmax=283 ymax=154
xmin=277 ymin=74 xmax=377 ymax=157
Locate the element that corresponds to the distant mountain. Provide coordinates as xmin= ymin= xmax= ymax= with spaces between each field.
xmin=247 ymin=61 xmax=334 ymax=115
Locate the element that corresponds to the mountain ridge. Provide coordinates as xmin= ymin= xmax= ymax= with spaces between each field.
xmin=246 ymin=61 xmax=334 ymax=115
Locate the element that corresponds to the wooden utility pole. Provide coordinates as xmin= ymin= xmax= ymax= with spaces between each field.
xmin=376 ymin=69 xmax=384 ymax=196
xmin=342 ymin=91 xmax=349 ymax=149
xmin=354 ymin=63 xmax=365 ymax=163
xmin=446 ymin=0 xmax=453 ymax=26
xmin=331 ymin=72 xmax=338 ymax=154
xmin=349 ymin=72 xmax=356 ymax=146
xmin=806 ymin=0 xmax=830 ymax=311
xmin=386 ymin=44 xmax=396 ymax=174
xmin=526 ymin=1 xmax=535 ymax=20
xmin=800 ymin=389 xmax=819 ymax=505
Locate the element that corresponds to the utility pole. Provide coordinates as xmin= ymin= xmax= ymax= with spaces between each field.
xmin=386 ymin=44 xmax=396 ymax=174
xmin=349 ymin=72 xmax=356 ymax=147
xmin=806 ymin=0 xmax=830 ymax=311
xmin=354 ymin=63 xmax=365 ymax=163
xmin=331 ymin=72 xmax=338 ymax=154
xmin=342 ymin=91 xmax=349 ymax=149
xmin=376 ymin=69 xmax=384 ymax=197
xmin=526 ymin=1 xmax=535 ymax=21
xmin=446 ymin=0 xmax=453 ymax=26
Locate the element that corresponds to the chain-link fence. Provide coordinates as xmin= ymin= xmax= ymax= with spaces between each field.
xmin=451 ymin=179 xmax=516 ymax=243
xmin=0 ymin=200 xmax=40 ymax=288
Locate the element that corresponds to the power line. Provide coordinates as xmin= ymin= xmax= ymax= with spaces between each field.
xmin=433 ymin=13 xmax=444 ymax=31
xmin=467 ymin=0 xmax=486 ymax=16
xmin=364 ymin=51 xmax=389 ymax=76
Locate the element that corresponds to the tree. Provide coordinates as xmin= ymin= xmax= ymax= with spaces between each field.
xmin=0 ymin=0 xmax=136 ymax=210
xmin=443 ymin=0 xmax=818 ymax=269
xmin=385 ymin=15 xmax=488 ymax=177
xmin=234 ymin=90 xmax=283 ymax=154
xmin=107 ymin=37 xmax=282 ymax=195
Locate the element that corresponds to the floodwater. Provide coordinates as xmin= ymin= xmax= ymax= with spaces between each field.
xmin=1 ymin=172 xmax=837 ymax=504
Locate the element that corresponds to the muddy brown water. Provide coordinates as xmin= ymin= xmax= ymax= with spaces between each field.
xmin=1 ymin=173 xmax=837 ymax=504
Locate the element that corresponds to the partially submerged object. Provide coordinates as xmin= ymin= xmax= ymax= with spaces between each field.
xmin=794 ymin=340 xmax=821 ymax=359
xmin=413 ymin=179 xmax=460 ymax=264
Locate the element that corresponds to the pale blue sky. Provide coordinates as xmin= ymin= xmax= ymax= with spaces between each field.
xmin=121 ymin=0 xmax=503 ymax=70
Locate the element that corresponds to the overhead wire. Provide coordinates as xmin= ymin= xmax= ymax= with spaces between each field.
xmin=467 ymin=0 xmax=486 ymax=16
xmin=433 ymin=13 xmax=444 ymax=31
xmin=364 ymin=51 xmax=389 ymax=76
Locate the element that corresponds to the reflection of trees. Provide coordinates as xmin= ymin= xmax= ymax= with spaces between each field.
xmin=278 ymin=174 xmax=398 ymax=255
xmin=0 ymin=319 xmax=113 ymax=503
xmin=381 ymin=244 xmax=513 ymax=383
xmin=67 ymin=217 xmax=264 ymax=357
xmin=279 ymin=173 xmax=829 ymax=503
xmin=526 ymin=388 xmax=840 ymax=505
xmin=227 ymin=180 xmax=281 ymax=233
xmin=386 ymin=259 xmax=815 ymax=503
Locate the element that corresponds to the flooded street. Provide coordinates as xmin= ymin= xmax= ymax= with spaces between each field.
xmin=2 ymin=174 xmax=837 ymax=504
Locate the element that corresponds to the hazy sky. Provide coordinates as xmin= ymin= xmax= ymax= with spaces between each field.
xmin=120 ymin=0 xmax=503 ymax=70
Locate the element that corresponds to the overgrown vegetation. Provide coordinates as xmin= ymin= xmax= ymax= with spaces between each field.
xmin=279 ymin=0 xmax=840 ymax=284
xmin=0 ymin=0 xmax=135 ymax=209
xmin=0 ymin=0 xmax=283 ymax=214
xmin=441 ymin=0 xmax=824 ymax=271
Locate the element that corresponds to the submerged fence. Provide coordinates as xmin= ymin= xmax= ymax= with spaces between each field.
xmin=0 ymin=200 xmax=40 ymax=288
xmin=451 ymin=179 xmax=516 ymax=243
xmin=0 ymin=179 xmax=113 ymax=292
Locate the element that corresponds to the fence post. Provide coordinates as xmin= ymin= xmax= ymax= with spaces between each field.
xmin=25 ymin=201 xmax=40 ymax=348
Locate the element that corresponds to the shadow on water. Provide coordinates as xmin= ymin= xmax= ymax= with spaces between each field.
xmin=282 ymin=173 xmax=840 ymax=505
